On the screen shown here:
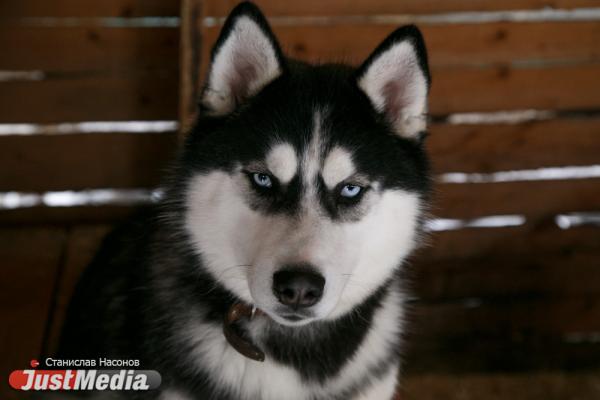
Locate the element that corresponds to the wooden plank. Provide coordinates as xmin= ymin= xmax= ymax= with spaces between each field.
xmin=410 ymin=221 xmax=600 ymax=303
xmin=179 ymin=0 xmax=204 ymax=133
xmin=201 ymin=22 xmax=600 ymax=72
xmin=0 ymin=132 xmax=177 ymax=191
xmin=435 ymin=179 xmax=600 ymax=220
xmin=421 ymin=22 xmax=600 ymax=66
xmin=0 ymin=75 xmax=178 ymax=123
xmin=422 ymin=223 xmax=599 ymax=261
xmin=0 ymin=0 xmax=180 ymax=17
xmin=414 ymin=251 xmax=600 ymax=302
xmin=401 ymin=372 xmax=600 ymax=398
xmin=428 ymin=118 xmax=600 ymax=173
xmin=0 ymin=26 xmax=179 ymax=72
xmin=408 ymin=297 xmax=600 ymax=348
xmin=202 ymin=1 xmax=600 ymax=17
xmin=410 ymin=224 xmax=600 ymax=300
xmin=45 ymin=225 xmax=112 ymax=356
xmin=430 ymin=63 xmax=600 ymax=114
xmin=0 ymin=228 xmax=66 ymax=382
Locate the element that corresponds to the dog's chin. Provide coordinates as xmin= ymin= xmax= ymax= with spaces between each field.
xmin=268 ymin=312 xmax=316 ymax=327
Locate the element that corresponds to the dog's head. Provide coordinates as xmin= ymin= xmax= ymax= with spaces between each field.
xmin=181 ymin=2 xmax=431 ymax=326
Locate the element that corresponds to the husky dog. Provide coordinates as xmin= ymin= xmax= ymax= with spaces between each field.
xmin=59 ymin=2 xmax=432 ymax=399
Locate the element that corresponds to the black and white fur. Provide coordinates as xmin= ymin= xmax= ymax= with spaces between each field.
xmin=59 ymin=2 xmax=432 ymax=399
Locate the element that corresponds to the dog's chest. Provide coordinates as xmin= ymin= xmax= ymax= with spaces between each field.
xmin=181 ymin=289 xmax=403 ymax=400
xmin=184 ymin=319 xmax=316 ymax=400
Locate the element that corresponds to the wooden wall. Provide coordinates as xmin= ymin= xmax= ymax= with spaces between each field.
xmin=0 ymin=2 xmax=181 ymax=398
xmin=1 ymin=0 xmax=600 ymax=398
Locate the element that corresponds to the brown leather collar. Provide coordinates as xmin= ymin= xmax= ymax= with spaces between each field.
xmin=223 ymin=303 xmax=266 ymax=362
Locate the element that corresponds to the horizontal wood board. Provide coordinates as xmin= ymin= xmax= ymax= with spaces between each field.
xmin=203 ymin=1 xmax=600 ymax=17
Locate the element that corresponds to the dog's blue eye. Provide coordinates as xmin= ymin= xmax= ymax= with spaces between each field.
xmin=340 ymin=184 xmax=362 ymax=198
xmin=252 ymin=173 xmax=273 ymax=188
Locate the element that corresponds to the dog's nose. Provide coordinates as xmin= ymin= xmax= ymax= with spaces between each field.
xmin=272 ymin=268 xmax=325 ymax=309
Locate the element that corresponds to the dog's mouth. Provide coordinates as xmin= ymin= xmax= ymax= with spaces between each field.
xmin=281 ymin=314 xmax=304 ymax=322
xmin=278 ymin=310 xmax=313 ymax=323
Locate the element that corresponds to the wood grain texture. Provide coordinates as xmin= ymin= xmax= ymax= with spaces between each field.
xmin=202 ymin=0 xmax=600 ymax=17
xmin=0 ymin=75 xmax=178 ymax=123
xmin=412 ymin=225 xmax=600 ymax=300
xmin=0 ymin=26 xmax=179 ymax=72
xmin=428 ymin=118 xmax=600 ymax=173
xmin=0 ymin=133 xmax=177 ymax=191
xmin=0 ymin=0 xmax=180 ymax=17
xmin=422 ymin=222 xmax=599 ymax=261
xmin=435 ymin=179 xmax=600 ymax=220
xmin=429 ymin=63 xmax=600 ymax=114
xmin=179 ymin=0 xmax=204 ymax=133
xmin=414 ymin=251 xmax=600 ymax=301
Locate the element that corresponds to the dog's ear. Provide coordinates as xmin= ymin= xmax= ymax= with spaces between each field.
xmin=356 ymin=25 xmax=431 ymax=139
xmin=200 ymin=2 xmax=285 ymax=116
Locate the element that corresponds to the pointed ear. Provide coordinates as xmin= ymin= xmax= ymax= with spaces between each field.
xmin=356 ymin=25 xmax=431 ymax=139
xmin=200 ymin=2 xmax=285 ymax=115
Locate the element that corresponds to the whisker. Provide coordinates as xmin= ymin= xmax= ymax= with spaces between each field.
xmin=197 ymin=264 xmax=253 ymax=296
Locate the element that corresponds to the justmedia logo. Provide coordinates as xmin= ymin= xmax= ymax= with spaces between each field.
xmin=8 ymin=360 xmax=161 ymax=392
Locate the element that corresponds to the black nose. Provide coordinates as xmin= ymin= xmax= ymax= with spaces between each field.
xmin=272 ymin=268 xmax=325 ymax=309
